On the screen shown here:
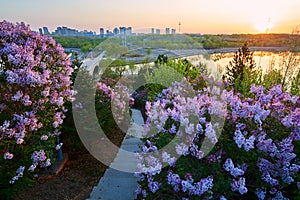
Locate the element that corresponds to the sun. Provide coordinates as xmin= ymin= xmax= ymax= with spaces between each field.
xmin=254 ymin=17 xmax=274 ymax=33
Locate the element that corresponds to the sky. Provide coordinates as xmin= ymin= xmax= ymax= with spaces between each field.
xmin=0 ymin=0 xmax=300 ymax=34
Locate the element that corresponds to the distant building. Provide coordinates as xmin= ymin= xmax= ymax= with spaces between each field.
xmin=113 ymin=27 xmax=119 ymax=36
xmin=43 ymin=27 xmax=50 ymax=35
xmin=38 ymin=28 xmax=43 ymax=35
xmin=165 ymin=28 xmax=170 ymax=35
xmin=100 ymin=28 xmax=105 ymax=37
xmin=52 ymin=26 xmax=96 ymax=36
xmin=171 ymin=29 xmax=176 ymax=34
xmin=119 ymin=27 xmax=132 ymax=36
xmin=126 ymin=27 xmax=132 ymax=35
xmin=156 ymin=29 xmax=160 ymax=35
xmin=119 ymin=27 xmax=126 ymax=35
xmin=151 ymin=28 xmax=155 ymax=34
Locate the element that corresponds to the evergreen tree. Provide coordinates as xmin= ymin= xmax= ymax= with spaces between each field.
xmin=223 ymin=42 xmax=256 ymax=85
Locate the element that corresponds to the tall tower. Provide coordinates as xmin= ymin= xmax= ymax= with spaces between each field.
xmin=178 ymin=21 xmax=181 ymax=33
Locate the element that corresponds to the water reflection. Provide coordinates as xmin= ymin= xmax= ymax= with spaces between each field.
xmin=121 ymin=51 xmax=300 ymax=79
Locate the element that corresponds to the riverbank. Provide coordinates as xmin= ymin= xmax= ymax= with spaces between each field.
xmin=121 ymin=46 xmax=291 ymax=64
xmin=171 ymin=46 xmax=290 ymax=58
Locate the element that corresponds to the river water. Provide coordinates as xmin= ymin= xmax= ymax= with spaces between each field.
xmin=122 ymin=51 xmax=300 ymax=79
xmin=187 ymin=51 xmax=300 ymax=76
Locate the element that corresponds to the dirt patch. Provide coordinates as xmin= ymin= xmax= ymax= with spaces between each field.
xmin=15 ymin=129 xmax=125 ymax=200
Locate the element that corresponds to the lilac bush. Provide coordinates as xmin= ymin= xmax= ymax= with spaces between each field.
xmin=135 ymin=77 xmax=299 ymax=199
xmin=0 ymin=21 xmax=75 ymax=196
xmin=96 ymin=78 xmax=134 ymax=126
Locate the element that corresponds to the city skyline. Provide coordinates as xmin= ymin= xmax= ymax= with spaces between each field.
xmin=1 ymin=0 xmax=300 ymax=34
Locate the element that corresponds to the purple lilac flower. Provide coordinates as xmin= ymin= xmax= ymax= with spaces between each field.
xmin=9 ymin=166 xmax=25 ymax=184
xmin=55 ymin=143 xmax=63 ymax=150
xmin=169 ymin=124 xmax=177 ymax=134
xmin=231 ymin=177 xmax=248 ymax=195
xmin=273 ymin=191 xmax=289 ymax=200
xmin=175 ymin=143 xmax=189 ymax=156
xmin=261 ymin=171 xmax=279 ymax=186
xmin=255 ymin=188 xmax=266 ymax=200
xmin=234 ymin=129 xmax=245 ymax=148
xmin=223 ymin=158 xmax=245 ymax=178
xmin=193 ymin=176 xmax=214 ymax=196
xmin=134 ymin=184 xmax=142 ymax=195
xmin=11 ymin=91 xmax=23 ymax=101
xmin=162 ymin=151 xmax=177 ymax=166
xmin=167 ymin=171 xmax=181 ymax=192
xmin=148 ymin=181 xmax=160 ymax=193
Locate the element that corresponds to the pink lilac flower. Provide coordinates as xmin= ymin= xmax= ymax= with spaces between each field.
xmin=40 ymin=135 xmax=49 ymax=140
xmin=4 ymin=152 xmax=14 ymax=160
xmin=16 ymin=138 xmax=24 ymax=144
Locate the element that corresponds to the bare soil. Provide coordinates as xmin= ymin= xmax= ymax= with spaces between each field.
xmin=14 ymin=129 xmax=125 ymax=200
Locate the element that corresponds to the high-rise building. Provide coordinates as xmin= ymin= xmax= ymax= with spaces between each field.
xmin=156 ymin=29 xmax=160 ymax=35
xmin=113 ymin=27 xmax=119 ymax=36
xmin=165 ymin=28 xmax=170 ymax=35
xmin=43 ymin=27 xmax=50 ymax=35
xmin=38 ymin=28 xmax=43 ymax=35
xmin=171 ymin=29 xmax=176 ymax=34
xmin=151 ymin=28 xmax=155 ymax=34
xmin=126 ymin=27 xmax=132 ymax=35
xmin=100 ymin=28 xmax=105 ymax=37
xmin=119 ymin=27 xmax=126 ymax=35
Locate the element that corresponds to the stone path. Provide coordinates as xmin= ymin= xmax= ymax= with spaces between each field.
xmin=87 ymin=109 xmax=144 ymax=200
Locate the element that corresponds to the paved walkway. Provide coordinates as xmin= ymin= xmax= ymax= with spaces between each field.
xmin=87 ymin=109 xmax=144 ymax=200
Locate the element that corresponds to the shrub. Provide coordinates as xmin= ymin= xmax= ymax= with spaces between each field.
xmin=0 ymin=21 xmax=75 ymax=198
xmin=135 ymin=77 xmax=300 ymax=199
xmin=145 ymin=56 xmax=201 ymax=101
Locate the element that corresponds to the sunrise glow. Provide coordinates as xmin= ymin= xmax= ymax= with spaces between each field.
xmin=0 ymin=0 xmax=299 ymax=34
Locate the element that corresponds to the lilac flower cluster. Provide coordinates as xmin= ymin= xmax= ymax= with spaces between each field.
xmin=223 ymin=84 xmax=300 ymax=198
xmin=0 ymin=21 xmax=75 ymax=184
xmin=166 ymin=170 xmax=214 ymax=197
xmin=136 ymin=79 xmax=227 ymax=198
xmin=135 ymin=78 xmax=299 ymax=199
xmin=96 ymin=80 xmax=134 ymax=125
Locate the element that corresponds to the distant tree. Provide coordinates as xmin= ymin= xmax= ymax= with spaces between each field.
xmin=129 ymin=61 xmax=136 ymax=77
xmin=111 ymin=59 xmax=127 ymax=78
xmin=146 ymin=48 xmax=152 ymax=56
xmin=223 ymin=42 xmax=256 ymax=85
xmin=155 ymin=54 xmax=169 ymax=65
